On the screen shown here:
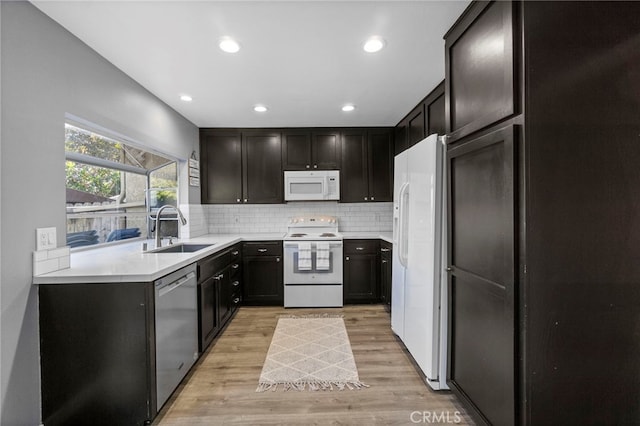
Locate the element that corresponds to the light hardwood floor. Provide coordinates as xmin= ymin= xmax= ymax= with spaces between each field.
xmin=154 ymin=305 xmax=474 ymax=425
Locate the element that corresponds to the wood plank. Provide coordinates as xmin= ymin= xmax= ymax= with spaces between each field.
xmin=154 ymin=305 xmax=474 ymax=425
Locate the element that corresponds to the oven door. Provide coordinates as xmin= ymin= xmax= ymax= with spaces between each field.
xmin=283 ymin=241 xmax=343 ymax=284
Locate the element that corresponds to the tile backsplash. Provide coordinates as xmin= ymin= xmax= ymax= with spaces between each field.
xmin=183 ymin=202 xmax=393 ymax=237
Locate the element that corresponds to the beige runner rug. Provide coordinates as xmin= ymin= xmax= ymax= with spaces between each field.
xmin=256 ymin=315 xmax=368 ymax=392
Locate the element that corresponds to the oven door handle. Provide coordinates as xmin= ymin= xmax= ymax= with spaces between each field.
xmin=283 ymin=242 xmax=342 ymax=248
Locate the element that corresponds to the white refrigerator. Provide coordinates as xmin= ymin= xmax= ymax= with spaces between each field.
xmin=391 ymin=133 xmax=448 ymax=390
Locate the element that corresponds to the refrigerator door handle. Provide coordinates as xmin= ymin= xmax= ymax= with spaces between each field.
xmin=398 ymin=182 xmax=410 ymax=268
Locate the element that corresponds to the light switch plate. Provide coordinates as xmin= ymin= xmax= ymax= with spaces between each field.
xmin=36 ymin=227 xmax=57 ymax=251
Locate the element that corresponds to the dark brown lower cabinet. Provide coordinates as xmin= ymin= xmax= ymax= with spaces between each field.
xmin=343 ymin=239 xmax=380 ymax=304
xmin=380 ymin=241 xmax=392 ymax=311
xmin=447 ymin=125 xmax=516 ymax=426
xmin=242 ymin=241 xmax=283 ymax=305
xmin=198 ymin=244 xmax=242 ymax=352
xmin=39 ymin=282 xmax=155 ymax=426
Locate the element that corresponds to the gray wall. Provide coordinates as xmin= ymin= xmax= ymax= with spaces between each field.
xmin=0 ymin=2 xmax=199 ymax=424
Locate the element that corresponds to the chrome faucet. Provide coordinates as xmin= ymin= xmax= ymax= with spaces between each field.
xmin=154 ymin=205 xmax=187 ymax=248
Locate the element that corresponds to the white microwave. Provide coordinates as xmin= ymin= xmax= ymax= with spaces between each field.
xmin=284 ymin=170 xmax=340 ymax=201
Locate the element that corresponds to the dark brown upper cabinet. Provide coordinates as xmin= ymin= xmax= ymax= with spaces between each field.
xmin=340 ymin=128 xmax=393 ymax=203
xmin=407 ymin=104 xmax=426 ymax=148
xmin=394 ymin=124 xmax=408 ymax=156
xmin=427 ymin=91 xmax=446 ymax=136
xmin=200 ymin=129 xmax=282 ymax=204
xmin=282 ymin=129 xmax=340 ymax=170
xmin=445 ymin=1 xmax=516 ymax=142
xmin=241 ymin=131 xmax=283 ymax=204
xmin=395 ymin=81 xmax=446 ymax=155
xmin=281 ymin=130 xmax=311 ymax=170
xmin=200 ymin=130 xmax=242 ymax=204
xmin=312 ymin=129 xmax=341 ymax=169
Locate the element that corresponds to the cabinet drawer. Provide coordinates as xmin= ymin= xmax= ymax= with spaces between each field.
xmin=380 ymin=241 xmax=392 ymax=260
xmin=344 ymin=239 xmax=379 ymax=255
xmin=243 ymin=241 xmax=283 ymax=256
xmin=229 ymin=263 xmax=241 ymax=283
xmin=198 ymin=251 xmax=231 ymax=282
xmin=229 ymin=244 xmax=242 ymax=262
xmin=230 ymin=278 xmax=242 ymax=304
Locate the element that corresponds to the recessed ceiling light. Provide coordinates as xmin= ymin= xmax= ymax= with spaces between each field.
xmin=254 ymin=105 xmax=268 ymax=112
xmin=180 ymin=95 xmax=193 ymax=102
xmin=219 ymin=37 xmax=240 ymax=53
xmin=363 ymin=36 xmax=385 ymax=53
xmin=342 ymin=104 xmax=356 ymax=112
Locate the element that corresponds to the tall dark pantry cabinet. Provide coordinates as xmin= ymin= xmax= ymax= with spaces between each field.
xmin=444 ymin=1 xmax=640 ymax=425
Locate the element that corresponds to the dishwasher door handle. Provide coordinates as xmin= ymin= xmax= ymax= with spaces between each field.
xmin=158 ymin=271 xmax=196 ymax=298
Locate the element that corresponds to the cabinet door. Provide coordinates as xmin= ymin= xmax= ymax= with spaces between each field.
xmin=242 ymin=131 xmax=283 ymax=203
xmin=447 ymin=125 xmax=516 ymax=426
xmin=445 ymin=1 xmax=516 ymax=141
xmin=407 ymin=104 xmax=426 ymax=148
xmin=394 ymin=121 xmax=408 ymax=155
xmin=340 ymin=129 xmax=368 ymax=202
xmin=200 ymin=130 xmax=242 ymax=204
xmin=367 ymin=129 xmax=393 ymax=202
xmin=344 ymin=253 xmax=379 ymax=303
xmin=198 ymin=277 xmax=218 ymax=352
xmin=427 ymin=92 xmax=446 ymax=136
xmin=282 ymin=130 xmax=312 ymax=170
xmin=216 ymin=266 xmax=232 ymax=327
xmin=242 ymin=256 xmax=283 ymax=305
xmin=312 ymin=129 xmax=340 ymax=169
xmin=380 ymin=242 xmax=392 ymax=310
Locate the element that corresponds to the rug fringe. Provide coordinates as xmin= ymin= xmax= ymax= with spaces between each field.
xmin=256 ymin=380 xmax=369 ymax=393
xmin=277 ymin=313 xmax=344 ymax=319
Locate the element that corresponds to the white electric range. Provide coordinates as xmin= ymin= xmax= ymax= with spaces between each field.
xmin=283 ymin=216 xmax=343 ymax=307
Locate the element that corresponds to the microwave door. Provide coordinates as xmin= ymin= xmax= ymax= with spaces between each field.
xmin=288 ymin=179 xmax=323 ymax=200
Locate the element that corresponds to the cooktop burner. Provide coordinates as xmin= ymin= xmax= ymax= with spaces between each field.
xmin=285 ymin=215 xmax=342 ymax=241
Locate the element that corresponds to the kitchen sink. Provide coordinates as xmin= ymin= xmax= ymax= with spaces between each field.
xmin=147 ymin=243 xmax=213 ymax=254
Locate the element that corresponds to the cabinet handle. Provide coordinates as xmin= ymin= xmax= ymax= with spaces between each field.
xmin=345 ymin=256 xmax=350 ymax=261
xmin=244 ymin=199 xmax=248 ymax=203
xmin=364 ymin=197 xmax=368 ymax=201
xmin=306 ymin=165 xmax=310 ymax=169
xmin=232 ymin=280 xmax=240 ymax=287
xmin=236 ymin=198 xmax=241 ymax=203
xmin=382 ymin=260 xmax=388 ymax=264
xmin=233 ymin=298 xmax=240 ymax=304
xmin=258 ymin=248 xmax=268 ymax=253
xmin=232 ymin=264 xmax=239 ymax=269
xmin=355 ymin=247 xmax=364 ymax=251
xmin=380 ymin=248 xmax=390 ymax=252
xmin=214 ymin=273 xmax=224 ymax=280
xmin=232 ymin=250 xmax=239 ymax=256
xmin=313 ymin=164 xmax=318 ymax=169
xmin=371 ymin=197 xmax=375 ymax=201
xmin=446 ymin=267 xmax=453 ymax=272
xmin=276 ymin=257 xmax=280 ymax=262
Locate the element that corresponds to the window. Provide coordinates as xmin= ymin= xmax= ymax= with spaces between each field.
xmin=65 ymin=124 xmax=178 ymax=248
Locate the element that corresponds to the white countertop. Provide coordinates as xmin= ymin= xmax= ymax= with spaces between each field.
xmin=33 ymin=231 xmax=392 ymax=285
xmin=33 ymin=233 xmax=285 ymax=285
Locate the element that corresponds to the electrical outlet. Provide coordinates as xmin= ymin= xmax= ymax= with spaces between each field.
xmin=36 ymin=227 xmax=57 ymax=251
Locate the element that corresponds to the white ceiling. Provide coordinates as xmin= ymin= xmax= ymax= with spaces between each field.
xmin=33 ymin=1 xmax=470 ymax=128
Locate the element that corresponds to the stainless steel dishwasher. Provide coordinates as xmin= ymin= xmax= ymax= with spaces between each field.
xmin=154 ymin=262 xmax=198 ymax=410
